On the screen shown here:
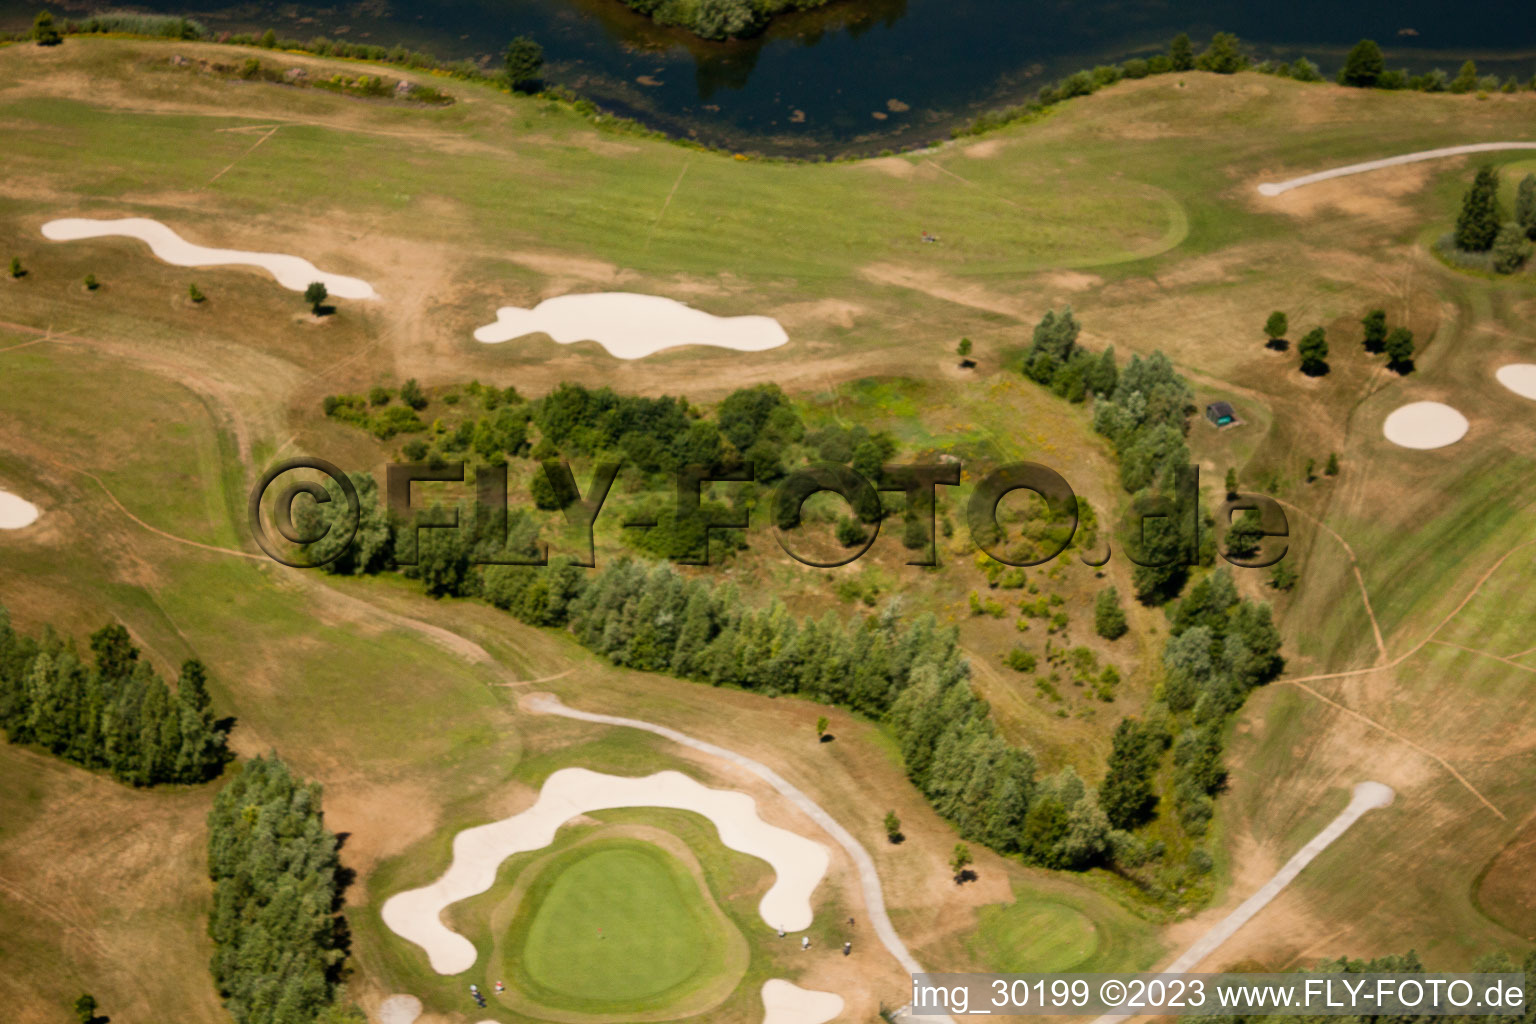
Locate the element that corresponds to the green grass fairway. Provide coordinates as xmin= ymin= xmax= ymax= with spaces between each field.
xmin=505 ymin=837 xmax=744 ymax=1015
xmin=967 ymin=893 xmax=1100 ymax=973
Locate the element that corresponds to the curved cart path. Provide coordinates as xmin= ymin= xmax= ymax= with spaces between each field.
xmin=525 ymin=693 xmax=954 ymax=1024
xmin=1257 ymin=142 xmax=1536 ymax=195
xmin=1091 ymin=782 xmax=1394 ymax=1024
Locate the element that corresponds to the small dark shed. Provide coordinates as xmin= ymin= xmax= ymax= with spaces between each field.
xmin=1205 ymin=401 xmax=1237 ymax=427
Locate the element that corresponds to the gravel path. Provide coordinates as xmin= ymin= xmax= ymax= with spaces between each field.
xmin=1257 ymin=143 xmax=1536 ymax=196
xmin=1090 ymin=781 xmax=1394 ymax=1024
xmin=527 ymin=693 xmax=954 ymax=1024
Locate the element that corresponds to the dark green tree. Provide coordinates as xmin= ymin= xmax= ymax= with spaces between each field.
xmin=1297 ymin=326 xmax=1329 ymax=375
xmin=1384 ymin=326 xmax=1416 ymax=371
xmin=33 ymin=10 xmax=62 ymax=45
xmin=883 ymin=810 xmax=902 ymax=842
xmin=1455 ymin=166 xmax=1502 ymax=252
xmin=1263 ymin=310 xmax=1287 ymax=346
xmin=1325 ymin=452 xmax=1340 ymax=476
xmin=304 ymin=280 xmax=328 ymax=315
xmin=1224 ymin=467 xmax=1238 ymax=497
xmin=1225 ymin=508 xmax=1266 ymax=559
xmin=1196 ymin=32 xmax=1246 ymax=74
xmin=949 ymin=841 xmax=973 ymax=880
xmin=1099 ymin=718 xmax=1158 ymax=830
xmin=1360 ymin=308 xmax=1387 ymax=352
xmin=503 ymin=36 xmax=544 ymax=90
xmin=957 ymin=337 xmax=972 ymax=363
xmin=400 ymin=378 xmax=427 ymax=410
xmin=1338 ymin=39 xmax=1385 ymax=86
xmin=1450 ymin=59 xmax=1479 ymax=93
xmin=73 ymin=994 xmax=97 ymax=1024
xmin=1169 ymin=33 xmax=1194 ymax=71
xmin=1094 ymin=587 xmax=1128 ymax=640
xmin=8 ymin=256 xmax=23 ymax=278
xmin=1517 ymin=174 xmax=1536 ymax=240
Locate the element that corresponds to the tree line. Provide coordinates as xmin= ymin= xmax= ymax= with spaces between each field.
xmin=207 ymin=754 xmax=357 ymax=1024
xmin=961 ymin=31 xmax=1536 ymax=139
xmin=0 ymin=610 xmax=230 ymax=786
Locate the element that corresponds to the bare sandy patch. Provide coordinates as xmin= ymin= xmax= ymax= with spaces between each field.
xmin=961 ymin=138 xmax=1003 ymax=158
xmin=859 ymin=156 xmax=915 ymax=179
xmin=859 ymin=263 xmax=1027 ymax=319
xmin=1039 ymin=270 xmax=1103 ymax=293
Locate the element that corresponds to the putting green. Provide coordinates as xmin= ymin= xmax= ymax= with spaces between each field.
xmin=969 ymin=897 xmax=1100 ymax=973
xmin=501 ymin=835 xmax=747 ymax=1017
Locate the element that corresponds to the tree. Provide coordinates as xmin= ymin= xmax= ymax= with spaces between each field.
xmin=258 ymin=27 xmax=277 ymax=48
xmin=1339 ymin=39 xmax=1384 ymax=87
xmin=1491 ymin=223 xmax=1533 ymax=274
xmin=1297 ymin=327 xmax=1328 ymax=375
xmin=1384 ymin=326 xmax=1416 ymax=372
xmin=1225 ymin=508 xmax=1265 ymax=559
xmin=1450 ymin=59 xmax=1479 ymax=93
xmin=1224 ymin=467 xmax=1238 ymax=497
xmin=188 ymin=282 xmax=205 ymax=303
xmin=815 ymin=715 xmax=829 ymax=738
xmin=1269 ymin=562 xmax=1298 ymax=591
xmin=1360 ymin=308 xmax=1387 ymax=352
xmin=835 ymin=516 xmax=866 ymax=547
xmin=1325 ymin=452 xmax=1340 ymax=476
xmin=73 ymin=994 xmax=97 ymax=1024
xmin=1455 ymin=166 xmax=1502 ymax=252
xmin=1263 ymin=310 xmax=1287 ymax=347
xmin=1169 ymin=33 xmax=1194 ymax=72
xmin=949 ymin=842 xmax=972 ymax=880
xmin=1517 ymin=174 xmax=1536 ymax=241
xmin=503 ymin=36 xmax=544 ymax=91
xmin=883 ymin=810 xmax=902 ymax=842
xmin=1094 ymin=587 xmax=1128 ymax=640
xmin=84 ymin=273 xmax=98 ymax=290
xmin=1304 ymin=457 xmax=1316 ymax=482
xmin=956 ymin=337 xmax=972 ymax=365
xmin=400 ymin=378 xmax=427 ymax=410
xmin=1100 ymin=718 xmax=1158 ymax=830
xmin=8 ymin=256 xmax=23 ymax=278
xmin=1196 ymin=32 xmax=1246 ymax=75
xmin=304 ymin=280 xmax=328 ymax=315
xmin=33 ymin=10 xmax=62 ymax=46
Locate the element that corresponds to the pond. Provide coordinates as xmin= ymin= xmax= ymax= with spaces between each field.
xmin=7 ymin=0 xmax=1535 ymax=154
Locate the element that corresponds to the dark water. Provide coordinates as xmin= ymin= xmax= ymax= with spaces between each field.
xmin=10 ymin=0 xmax=1536 ymax=154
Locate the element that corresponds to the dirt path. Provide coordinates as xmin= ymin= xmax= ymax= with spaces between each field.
xmin=1090 ymin=782 xmax=1395 ymax=1024
xmin=1257 ymin=143 xmax=1536 ymax=195
xmin=1270 ymin=497 xmax=1387 ymax=663
xmin=524 ymin=693 xmax=955 ymax=1024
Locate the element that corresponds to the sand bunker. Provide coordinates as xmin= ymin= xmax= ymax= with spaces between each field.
xmin=1496 ymin=364 xmax=1536 ymax=401
xmin=381 ymin=767 xmax=830 ymax=975
xmin=377 ymin=995 xmax=422 ymax=1024
xmin=1382 ymin=401 xmax=1469 ymax=450
xmin=0 ymin=491 xmax=40 ymax=530
xmin=41 ymin=217 xmax=377 ymax=300
xmin=761 ymin=979 xmax=844 ymax=1024
xmin=472 ymin=292 xmax=788 ymax=359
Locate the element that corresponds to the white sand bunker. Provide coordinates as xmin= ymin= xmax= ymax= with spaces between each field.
xmin=0 ymin=491 xmax=41 ymax=530
xmin=41 ymin=218 xmax=377 ymax=300
xmin=381 ymin=767 xmax=830 ymax=975
xmin=761 ymin=979 xmax=844 ymax=1024
xmin=377 ymin=994 xmax=421 ymax=1024
xmin=1496 ymin=364 xmax=1536 ymax=401
xmin=472 ymin=292 xmax=788 ymax=359
xmin=1382 ymin=401 xmax=1469 ymax=450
